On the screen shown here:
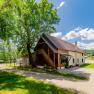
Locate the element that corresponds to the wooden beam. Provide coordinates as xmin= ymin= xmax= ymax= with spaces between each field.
xmin=54 ymin=53 xmax=55 ymax=68
xmin=60 ymin=49 xmax=61 ymax=69
xmin=58 ymin=49 xmax=60 ymax=69
xmin=48 ymin=48 xmax=50 ymax=56
xmin=48 ymin=47 xmax=50 ymax=67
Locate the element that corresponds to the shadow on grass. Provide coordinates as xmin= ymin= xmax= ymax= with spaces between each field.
xmin=15 ymin=66 xmax=89 ymax=81
xmin=80 ymin=64 xmax=91 ymax=67
xmin=46 ymin=69 xmax=89 ymax=81
xmin=0 ymin=71 xmax=80 ymax=94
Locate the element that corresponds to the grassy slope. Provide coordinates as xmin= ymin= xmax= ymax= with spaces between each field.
xmin=0 ymin=71 xmax=79 ymax=94
xmin=80 ymin=63 xmax=94 ymax=68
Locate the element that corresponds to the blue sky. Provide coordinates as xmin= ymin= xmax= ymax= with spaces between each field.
xmin=50 ymin=0 xmax=94 ymax=49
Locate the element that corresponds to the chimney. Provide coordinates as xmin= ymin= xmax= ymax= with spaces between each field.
xmin=75 ymin=41 xmax=77 ymax=46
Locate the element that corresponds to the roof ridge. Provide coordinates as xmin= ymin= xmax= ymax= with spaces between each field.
xmin=43 ymin=33 xmax=84 ymax=53
xmin=45 ymin=33 xmax=77 ymax=47
xmin=51 ymin=35 xmax=82 ymax=51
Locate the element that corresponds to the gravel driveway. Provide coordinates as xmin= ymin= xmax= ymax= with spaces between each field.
xmin=0 ymin=66 xmax=94 ymax=94
xmin=56 ymin=68 xmax=94 ymax=94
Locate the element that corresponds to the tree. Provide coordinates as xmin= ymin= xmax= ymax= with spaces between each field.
xmin=0 ymin=1 xmax=18 ymax=63
xmin=0 ymin=0 xmax=11 ymax=12
xmin=0 ymin=0 xmax=60 ymax=67
xmin=14 ymin=0 xmax=60 ymax=66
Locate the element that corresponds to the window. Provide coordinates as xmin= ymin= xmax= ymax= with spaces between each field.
xmin=82 ymin=59 xmax=83 ymax=62
xmin=77 ymin=59 xmax=79 ymax=63
xmin=73 ymin=58 xmax=75 ymax=63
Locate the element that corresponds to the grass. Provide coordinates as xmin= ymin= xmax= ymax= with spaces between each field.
xmin=17 ymin=67 xmax=88 ymax=80
xmin=86 ymin=57 xmax=94 ymax=60
xmin=80 ymin=63 xmax=94 ymax=68
xmin=0 ymin=64 xmax=88 ymax=80
xmin=46 ymin=69 xmax=88 ymax=80
xmin=0 ymin=71 xmax=79 ymax=94
xmin=0 ymin=63 xmax=16 ymax=69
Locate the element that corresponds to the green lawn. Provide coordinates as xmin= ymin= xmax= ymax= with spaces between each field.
xmin=0 ymin=71 xmax=80 ymax=94
xmin=80 ymin=63 xmax=94 ymax=68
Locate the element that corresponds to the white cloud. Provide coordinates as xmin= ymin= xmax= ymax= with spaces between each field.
xmin=50 ymin=28 xmax=94 ymax=50
xmin=79 ymin=28 xmax=94 ymax=40
xmin=57 ymin=1 xmax=65 ymax=9
xmin=77 ymin=42 xmax=94 ymax=50
xmin=62 ymin=27 xmax=94 ymax=40
xmin=62 ymin=30 xmax=79 ymax=40
xmin=50 ymin=32 xmax=62 ymax=38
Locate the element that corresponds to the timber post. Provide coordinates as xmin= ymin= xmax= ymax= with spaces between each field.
xmin=54 ymin=53 xmax=55 ymax=68
xmin=58 ymin=49 xmax=60 ymax=69
xmin=48 ymin=48 xmax=50 ymax=57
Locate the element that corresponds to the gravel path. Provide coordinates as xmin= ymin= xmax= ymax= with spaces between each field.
xmin=85 ymin=60 xmax=94 ymax=63
xmin=0 ymin=66 xmax=94 ymax=94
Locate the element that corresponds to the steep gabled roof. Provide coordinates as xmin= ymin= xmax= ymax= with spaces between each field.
xmin=41 ymin=33 xmax=84 ymax=53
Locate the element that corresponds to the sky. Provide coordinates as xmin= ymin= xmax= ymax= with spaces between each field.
xmin=49 ymin=0 xmax=94 ymax=50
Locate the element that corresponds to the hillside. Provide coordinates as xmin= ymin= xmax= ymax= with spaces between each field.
xmin=84 ymin=49 xmax=94 ymax=56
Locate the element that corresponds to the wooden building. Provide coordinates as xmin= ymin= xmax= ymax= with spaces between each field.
xmin=33 ymin=33 xmax=85 ymax=69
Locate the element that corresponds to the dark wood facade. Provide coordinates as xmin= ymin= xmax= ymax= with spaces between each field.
xmin=34 ymin=38 xmax=57 ymax=68
xmin=33 ymin=35 xmax=64 ymax=69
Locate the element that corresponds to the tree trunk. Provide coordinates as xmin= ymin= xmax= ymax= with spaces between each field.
xmin=7 ymin=39 xmax=11 ymax=64
xmin=27 ymin=43 xmax=36 ymax=68
xmin=27 ymin=43 xmax=32 ymax=64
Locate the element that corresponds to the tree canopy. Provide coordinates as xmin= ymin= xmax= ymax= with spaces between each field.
xmin=0 ymin=0 xmax=60 ymax=66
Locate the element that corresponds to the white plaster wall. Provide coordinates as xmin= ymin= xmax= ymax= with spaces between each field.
xmin=68 ymin=51 xmax=85 ymax=66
